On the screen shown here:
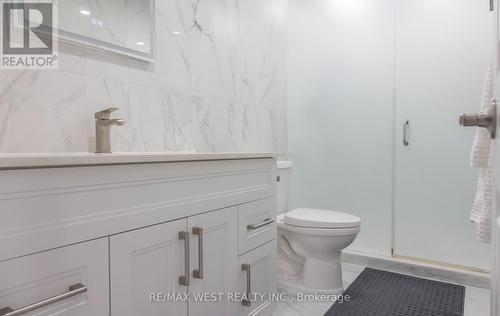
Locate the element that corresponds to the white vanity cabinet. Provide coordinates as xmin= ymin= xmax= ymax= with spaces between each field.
xmin=0 ymin=155 xmax=277 ymax=316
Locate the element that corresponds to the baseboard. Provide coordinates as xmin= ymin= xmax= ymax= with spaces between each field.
xmin=341 ymin=249 xmax=491 ymax=289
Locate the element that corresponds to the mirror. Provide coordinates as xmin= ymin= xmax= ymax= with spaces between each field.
xmin=58 ymin=0 xmax=155 ymax=61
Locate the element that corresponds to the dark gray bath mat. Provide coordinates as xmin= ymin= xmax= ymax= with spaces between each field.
xmin=325 ymin=268 xmax=465 ymax=316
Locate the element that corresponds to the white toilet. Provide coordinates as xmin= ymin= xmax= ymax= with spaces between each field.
xmin=276 ymin=161 xmax=361 ymax=295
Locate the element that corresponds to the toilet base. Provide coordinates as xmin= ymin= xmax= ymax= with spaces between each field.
xmin=277 ymin=278 xmax=344 ymax=296
xmin=302 ymin=254 xmax=343 ymax=290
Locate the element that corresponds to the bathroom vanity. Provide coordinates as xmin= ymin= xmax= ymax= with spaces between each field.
xmin=0 ymin=153 xmax=277 ymax=316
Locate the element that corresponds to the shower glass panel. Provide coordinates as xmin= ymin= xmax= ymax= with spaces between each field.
xmin=287 ymin=0 xmax=395 ymax=256
xmin=393 ymin=0 xmax=492 ymax=270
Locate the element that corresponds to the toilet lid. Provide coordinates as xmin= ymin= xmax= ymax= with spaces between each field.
xmin=284 ymin=208 xmax=361 ymax=229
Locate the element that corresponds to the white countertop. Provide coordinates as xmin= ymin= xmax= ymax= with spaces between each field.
xmin=0 ymin=152 xmax=278 ymax=169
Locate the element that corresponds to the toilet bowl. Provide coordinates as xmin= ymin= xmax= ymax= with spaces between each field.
xmin=276 ymin=209 xmax=360 ymax=295
xmin=275 ymin=161 xmax=361 ymax=295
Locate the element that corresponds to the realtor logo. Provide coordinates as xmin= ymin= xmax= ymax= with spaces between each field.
xmin=1 ymin=0 xmax=58 ymax=69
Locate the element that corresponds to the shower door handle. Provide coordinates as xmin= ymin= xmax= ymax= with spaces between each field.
xmin=403 ymin=120 xmax=410 ymax=146
xmin=459 ymin=99 xmax=497 ymax=139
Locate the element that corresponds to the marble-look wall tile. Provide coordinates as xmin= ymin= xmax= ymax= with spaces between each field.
xmin=0 ymin=0 xmax=287 ymax=153
xmin=0 ymin=70 xmax=87 ymax=152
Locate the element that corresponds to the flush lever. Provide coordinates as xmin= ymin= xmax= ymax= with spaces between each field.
xmin=459 ymin=99 xmax=497 ymax=139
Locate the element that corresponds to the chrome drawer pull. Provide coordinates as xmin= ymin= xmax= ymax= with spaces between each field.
xmin=178 ymin=231 xmax=190 ymax=286
xmin=192 ymin=227 xmax=204 ymax=279
xmin=247 ymin=218 xmax=274 ymax=230
xmin=0 ymin=283 xmax=87 ymax=316
xmin=241 ymin=264 xmax=251 ymax=307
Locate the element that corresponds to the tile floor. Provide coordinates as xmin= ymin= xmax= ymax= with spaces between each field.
xmin=274 ymin=263 xmax=490 ymax=316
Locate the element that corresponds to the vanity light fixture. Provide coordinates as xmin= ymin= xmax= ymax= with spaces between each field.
xmin=80 ymin=9 xmax=91 ymax=16
xmin=136 ymin=41 xmax=145 ymax=46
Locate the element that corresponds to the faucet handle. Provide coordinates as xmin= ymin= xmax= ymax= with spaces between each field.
xmin=95 ymin=107 xmax=120 ymax=120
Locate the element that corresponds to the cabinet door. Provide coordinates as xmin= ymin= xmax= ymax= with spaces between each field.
xmin=238 ymin=240 xmax=277 ymax=316
xmin=110 ymin=219 xmax=188 ymax=316
xmin=188 ymin=207 xmax=239 ymax=316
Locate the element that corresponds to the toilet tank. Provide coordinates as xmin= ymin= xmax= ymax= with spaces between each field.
xmin=276 ymin=160 xmax=293 ymax=214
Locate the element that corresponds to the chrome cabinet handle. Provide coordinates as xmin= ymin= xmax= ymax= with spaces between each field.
xmin=192 ymin=227 xmax=204 ymax=279
xmin=241 ymin=264 xmax=251 ymax=307
xmin=403 ymin=120 xmax=410 ymax=146
xmin=0 ymin=283 xmax=87 ymax=316
xmin=178 ymin=231 xmax=190 ymax=286
xmin=247 ymin=218 xmax=274 ymax=230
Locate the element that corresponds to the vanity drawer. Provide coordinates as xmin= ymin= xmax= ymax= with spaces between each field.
xmin=238 ymin=240 xmax=277 ymax=316
xmin=238 ymin=198 xmax=276 ymax=255
xmin=0 ymin=238 xmax=109 ymax=316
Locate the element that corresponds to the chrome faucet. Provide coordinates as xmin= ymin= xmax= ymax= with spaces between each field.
xmin=95 ymin=107 xmax=125 ymax=153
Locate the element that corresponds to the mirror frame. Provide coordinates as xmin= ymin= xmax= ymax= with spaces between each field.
xmin=56 ymin=0 xmax=156 ymax=62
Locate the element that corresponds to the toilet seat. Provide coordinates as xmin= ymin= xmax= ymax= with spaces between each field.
xmin=284 ymin=208 xmax=361 ymax=229
xmin=277 ymin=213 xmax=361 ymax=237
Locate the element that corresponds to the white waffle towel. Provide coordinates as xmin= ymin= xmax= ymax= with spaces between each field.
xmin=470 ymin=56 xmax=495 ymax=243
